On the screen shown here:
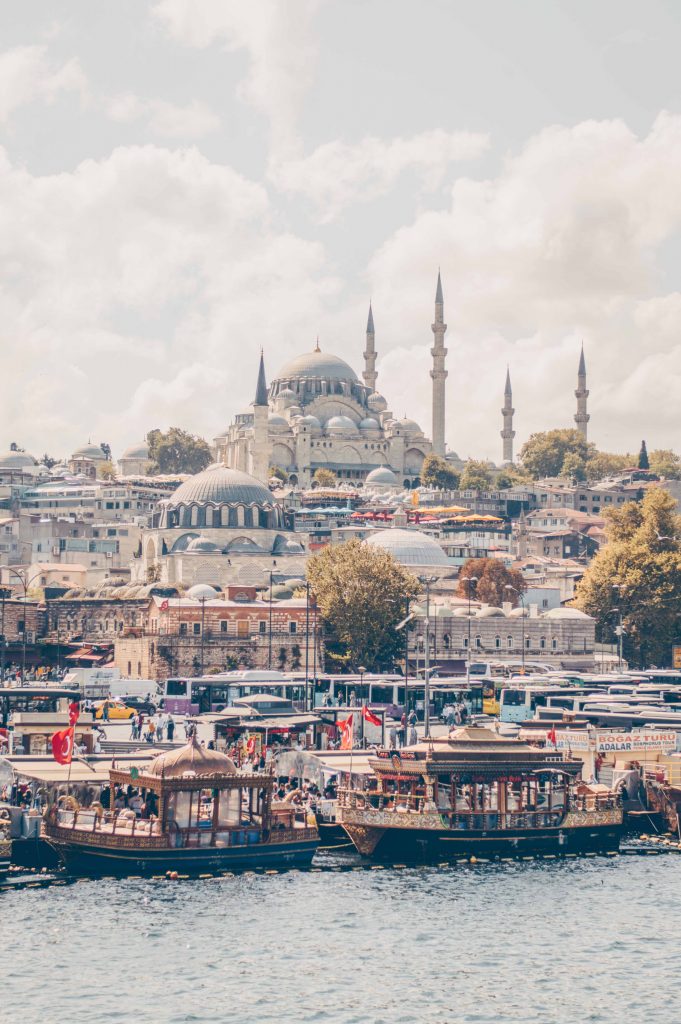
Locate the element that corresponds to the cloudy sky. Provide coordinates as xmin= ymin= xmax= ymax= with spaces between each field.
xmin=1 ymin=0 xmax=680 ymax=463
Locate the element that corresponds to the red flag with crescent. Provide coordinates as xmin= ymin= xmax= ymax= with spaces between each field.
xmin=361 ymin=705 xmax=381 ymax=727
xmin=159 ymin=599 xmax=169 ymax=611
xmin=68 ymin=701 xmax=80 ymax=726
xmin=51 ymin=726 xmax=75 ymax=765
xmin=338 ymin=714 xmax=354 ymax=750
xmin=547 ymin=726 xmax=557 ymax=747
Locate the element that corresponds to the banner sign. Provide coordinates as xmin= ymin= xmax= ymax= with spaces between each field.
xmin=556 ymin=730 xmax=677 ymax=753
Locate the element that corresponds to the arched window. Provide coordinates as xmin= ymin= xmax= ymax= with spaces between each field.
xmin=243 ymin=507 xmax=253 ymax=528
xmin=507 ymin=635 xmax=513 ymax=649
xmin=475 ymin=634 xmax=482 ymax=649
xmin=540 ymin=636 xmax=546 ymax=650
xmin=228 ymin=507 xmax=237 ymax=528
xmin=206 ymin=506 xmax=214 ymax=527
xmin=190 ymin=505 xmax=198 ymax=527
xmin=551 ymin=637 xmax=557 ymax=651
xmin=221 ymin=507 xmax=229 ymax=526
xmin=494 ymin=635 xmax=501 ymax=649
xmin=463 ymin=635 xmax=469 ymax=649
xmin=237 ymin=505 xmax=245 ymax=527
xmin=525 ymin=636 xmax=531 ymax=649
xmin=443 ymin=633 xmax=450 ymax=649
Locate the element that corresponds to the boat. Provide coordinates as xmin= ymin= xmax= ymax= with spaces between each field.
xmin=337 ymin=726 xmax=623 ymax=862
xmin=43 ymin=737 xmax=319 ymax=876
xmin=0 ymin=807 xmax=10 ymax=877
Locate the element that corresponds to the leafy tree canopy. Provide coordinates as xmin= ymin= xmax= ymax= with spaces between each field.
xmin=459 ymin=459 xmax=495 ymax=492
xmin=649 ymin=448 xmax=681 ymax=480
xmin=495 ymin=465 xmax=532 ymax=490
xmin=519 ymin=429 xmax=593 ymax=480
xmin=40 ymin=453 xmax=57 ymax=469
xmin=421 ymin=453 xmax=460 ymax=490
xmin=457 ymin=557 xmax=527 ymax=607
xmin=97 ymin=460 xmax=117 ymax=480
xmin=313 ymin=468 xmax=337 ymax=488
xmin=307 ymin=538 xmax=420 ymax=672
xmin=574 ymin=487 xmax=681 ymax=667
xmin=147 ymin=428 xmax=212 ymax=475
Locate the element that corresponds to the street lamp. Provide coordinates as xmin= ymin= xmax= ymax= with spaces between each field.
xmin=461 ymin=575 xmax=478 ymax=683
xmin=304 ymin=581 xmax=311 ymax=711
xmin=3 ymin=568 xmax=44 ymax=682
xmin=611 ymin=584 xmax=624 ymax=671
xmin=358 ymin=665 xmax=366 ymax=705
xmin=268 ymin=568 xmax=274 ymax=670
xmin=199 ymin=596 xmax=208 ymax=676
xmin=419 ymin=575 xmax=437 ymax=738
xmin=505 ymin=585 xmax=526 ymax=675
xmin=0 ymin=586 xmax=10 ymax=683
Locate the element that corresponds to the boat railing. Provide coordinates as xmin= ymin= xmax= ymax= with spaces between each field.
xmin=50 ymin=806 xmax=162 ymax=837
xmin=569 ymin=793 xmax=620 ymax=813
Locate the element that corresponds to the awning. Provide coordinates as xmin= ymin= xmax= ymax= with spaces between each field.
xmin=3 ymin=753 xmax=156 ymax=785
xmin=241 ymin=714 xmax=321 ymax=731
xmin=274 ymin=750 xmax=374 ymax=785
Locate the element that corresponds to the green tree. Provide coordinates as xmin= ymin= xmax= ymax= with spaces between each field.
xmin=457 ymin=557 xmax=527 ymax=607
xmin=638 ymin=440 xmax=649 ymax=470
xmin=421 ymin=453 xmax=460 ymax=490
xmin=574 ymin=487 xmax=681 ymax=667
xmin=269 ymin=465 xmax=287 ymax=483
xmin=97 ymin=460 xmax=117 ymax=480
xmin=585 ymin=451 xmax=630 ymax=482
xmin=649 ymin=449 xmax=681 ymax=479
xmin=313 ymin=468 xmax=337 ymax=488
xmin=459 ymin=459 xmax=494 ymax=491
xmin=40 ymin=453 xmax=57 ymax=469
xmin=561 ymin=451 xmax=587 ymax=482
xmin=519 ymin=429 xmax=593 ymax=480
xmin=307 ymin=538 xmax=420 ymax=672
xmin=495 ymin=465 xmax=532 ymax=490
xmin=147 ymin=428 xmax=212 ymax=474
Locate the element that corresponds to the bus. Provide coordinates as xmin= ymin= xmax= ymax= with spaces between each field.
xmin=499 ymin=685 xmax=596 ymax=723
xmin=162 ymin=672 xmax=309 ymax=715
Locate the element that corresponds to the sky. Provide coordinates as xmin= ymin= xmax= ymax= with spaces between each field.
xmin=1 ymin=0 xmax=680 ymax=463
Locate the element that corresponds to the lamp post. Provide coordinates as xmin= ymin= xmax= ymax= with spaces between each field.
xmin=304 ymin=581 xmax=310 ymax=711
xmin=461 ymin=575 xmax=478 ymax=683
xmin=419 ymin=575 xmax=437 ymax=738
xmin=0 ymin=586 xmax=9 ymax=683
xmin=268 ymin=568 xmax=274 ymax=670
xmin=4 ymin=568 xmax=43 ymax=682
xmin=611 ymin=584 xmax=624 ymax=671
xmin=199 ymin=596 xmax=207 ymax=676
xmin=358 ymin=665 xmax=366 ymax=705
xmin=505 ymin=585 xmax=526 ymax=675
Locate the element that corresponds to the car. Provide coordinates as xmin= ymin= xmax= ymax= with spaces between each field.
xmin=93 ymin=699 xmax=136 ymax=720
xmin=117 ymin=696 xmax=157 ymax=716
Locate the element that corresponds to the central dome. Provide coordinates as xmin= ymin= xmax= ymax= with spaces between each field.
xmin=274 ymin=348 xmax=358 ymax=383
xmin=166 ymin=467 xmax=275 ymax=508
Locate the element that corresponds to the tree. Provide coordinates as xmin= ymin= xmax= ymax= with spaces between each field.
xmin=421 ymin=453 xmax=460 ymax=490
xmin=496 ymin=465 xmax=532 ymax=490
xmin=649 ymin=449 xmax=681 ymax=480
xmin=459 ymin=459 xmax=494 ymax=492
xmin=307 ymin=538 xmax=420 ymax=672
xmin=277 ymin=646 xmax=288 ymax=670
xmin=269 ymin=465 xmax=287 ymax=483
xmin=560 ymin=451 xmax=587 ymax=482
xmin=40 ymin=454 xmax=57 ymax=469
xmin=147 ymin=428 xmax=212 ymax=475
xmin=100 ymin=442 xmax=112 ymax=462
xmin=585 ymin=451 xmax=630 ymax=482
xmin=97 ymin=460 xmax=117 ymax=480
xmin=574 ymin=487 xmax=681 ymax=667
xmin=313 ymin=468 xmax=337 ymax=488
xmin=638 ymin=440 xmax=649 ymax=470
xmin=457 ymin=557 xmax=527 ymax=607
xmin=519 ymin=429 xmax=593 ymax=480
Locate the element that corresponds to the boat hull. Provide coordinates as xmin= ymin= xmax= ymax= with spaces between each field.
xmin=47 ymin=836 xmax=319 ymax=877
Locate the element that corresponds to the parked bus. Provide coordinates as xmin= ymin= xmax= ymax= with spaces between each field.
xmin=162 ymin=672 xmax=308 ymax=715
xmin=499 ymin=685 xmax=597 ymax=723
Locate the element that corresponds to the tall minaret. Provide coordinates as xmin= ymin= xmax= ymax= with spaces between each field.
xmin=430 ymin=271 xmax=448 ymax=456
xmin=250 ymin=349 xmax=270 ymax=483
xmin=574 ymin=343 xmax=589 ymax=440
xmin=363 ymin=303 xmax=377 ymax=392
xmin=501 ymin=366 xmax=515 ymax=464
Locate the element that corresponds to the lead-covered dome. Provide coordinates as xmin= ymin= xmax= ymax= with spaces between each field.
xmin=167 ymin=467 xmax=274 ymax=508
xmin=366 ymin=465 xmax=398 ymax=485
xmin=0 ymin=450 xmax=38 ymax=468
xmin=121 ymin=441 xmax=150 ymax=459
xmin=72 ymin=443 xmax=106 ymax=460
xmin=326 ymin=415 xmax=356 ymax=433
xmin=274 ymin=349 xmax=358 ymax=383
xmin=364 ymin=528 xmax=449 ymax=567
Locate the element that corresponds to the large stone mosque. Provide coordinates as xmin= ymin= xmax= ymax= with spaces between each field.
xmin=214 ymin=273 xmax=452 ymax=490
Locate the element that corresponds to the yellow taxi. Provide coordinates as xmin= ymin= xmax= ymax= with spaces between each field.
xmin=94 ymin=699 xmax=136 ymax=720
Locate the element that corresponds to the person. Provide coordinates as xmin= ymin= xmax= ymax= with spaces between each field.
xmin=166 ymin=714 xmax=175 ymax=742
xmin=389 ymin=725 xmax=397 ymax=749
xmin=155 ymin=713 xmax=164 ymax=742
xmin=130 ymin=714 xmax=139 ymax=741
xmin=102 ymin=701 xmax=110 ymax=723
xmin=93 ymin=734 xmax=102 ymax=754
xmin=146 ymin=718 xmax=156 ymax=744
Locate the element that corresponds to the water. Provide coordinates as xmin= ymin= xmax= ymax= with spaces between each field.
xmin=2 ymin=855 xmax=679 ymax=1024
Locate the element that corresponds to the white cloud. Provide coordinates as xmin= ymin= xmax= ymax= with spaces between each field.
xmin=152 ymin=0 xmax=319 ymax=155
xmin=271 ymin=130 xmax=490 ymax=221
xmin=107 ymin=94 xmax=220 ymax=139
xmin=366 ymin=113 xmax=681 ymax=459
xmin=0 ymin=44 xmax=87 ymax=123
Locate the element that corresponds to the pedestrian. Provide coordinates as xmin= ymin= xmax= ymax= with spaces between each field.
xmin=146 ymin=718 xmax=156 ymax=744
xmin=166 ymin=714 xmax=175 ymax=741
xmin=155 ymin=713 xmax=164 ymax=742
xmin=389 ymin=725 xmax=397 ymax=749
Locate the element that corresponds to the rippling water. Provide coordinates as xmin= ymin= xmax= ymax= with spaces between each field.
xmin=2 ymin=854 xmax=679 ymax=1024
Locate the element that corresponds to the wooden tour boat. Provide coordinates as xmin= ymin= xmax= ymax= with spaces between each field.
xmin=43 ymin=737 xmax=319 ymax=876
xmin=338 ymin=726 xmax=623 ymax=861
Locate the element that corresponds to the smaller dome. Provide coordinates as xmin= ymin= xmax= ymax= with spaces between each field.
xmin=185 ymin=536 xmax=219 ymax=553
xmin=268 ymin=413 xmax=290 ymax=432
xmin=544 ymin=606 xmax=592 ymax=620
xmin=265 ymin=583 xmax=294 ymax=601
xmin=476 ymin=606 xmax=505 ymax=618
xmin=72 ymin=443 xmax=106 ymax=460
xmin=273 ymin=535 xmax=304 ymax=554
xmin=278 ymin=387 xmax=296 ymax=400
xmin=121 ymin=442 xmax=149 ymax=460
xmin=508 ymin=606 xmax=528 ymax=617
xmin=364 ymin=528 xmax=449 ymax=567
xmin=299 ymin=414 xmax=321 ymax=429
xmin=326 ymin=415 xmax=356 ymax=433
xmin=359 ymin=417 xmax=380 ymax=431
xmin=452 ymin=606 xmax=474 ymax=617
xmin=366 ymin=465 xmax=398 ymax=485
xmin=367 ymin=392 xmax=387 ymax=412
xmin=148 ymin=737 xmax=237 ymax=778
xmin=186 ymin=583 xmax=219 ymax=600
xmin=397 ymin=418 xmax=422 ymax=434
xmin=0 ymin=450 xmax=37 ymax=468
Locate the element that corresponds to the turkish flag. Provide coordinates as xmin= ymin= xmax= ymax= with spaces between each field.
xmin=159 ymin=600 xmax=169 ymax=611
xmin=338 ymin=714 xmax=354 ymax=750
xmin=361 ymin=705 xmax=382 ymax=727
xmin=51 ymin=726 xmax=75 ymax=765
xmin=547 ymin=726 xmax=557 ymax=747
xmin=68 ymin=702 xmax=80 ymax=726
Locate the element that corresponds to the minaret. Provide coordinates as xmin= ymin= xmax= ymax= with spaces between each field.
xmin=501 ymin=366 xmax=515 ymax=464
xmin=363 ymin=303 xmax=377 ymax=392
xmin=250 ymin=349 xmax=270 ymax=483
xmin=574 ymin=343 xmax=589 ymax=440
xmin=430 ymin=271 xmax=448 ymax=456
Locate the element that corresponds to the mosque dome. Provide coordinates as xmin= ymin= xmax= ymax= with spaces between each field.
xmin=278 ymin=387 xmax=296 ymax=401
xmin=185 ymin=537 xmax=219 ymax=553
xmin=274 ymin=348 xmax=358 ymax=383
xmin=147 ymin=736 xmax=237 ymax=778
xmin=326 ymin=415 xmax=356 ymax=433
xmin=365 ymin=466 xmax=398 ymax=486
xmin=367 ymin=393 xmax=387 ymax=412
xmin=359 ymin=417 xmax=380 ymax=431
xmin=476 ymin=606 xmax=505 ymax=618
xmin=0 ymin=450 xmax=38 ymax=468
xmin=268 ymin=414 xmax=290 ymax=432
xmin=121 ymin=442 xmax=149 ymax=460
xmin=72 ymin=443 xmax=106 ymax=461
xmin=397 ymin=418 xmax=422 ymax=434
xmin=544 ymin=606 xmax=591 ymax=620
xmin=166 ymin=467 xmax=274 ymax=509
xmin=364 ymin=528 xmax=449 ymax=567
xmin=299 ymin=414 xmax=321 ymax=430
xmin=186 ymin=583 xmax=220 ymax=599
xmin=508 ymin=606 xmax=528 ymax=617
xmin=264 ymin=583 xmax=295 ymax=601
